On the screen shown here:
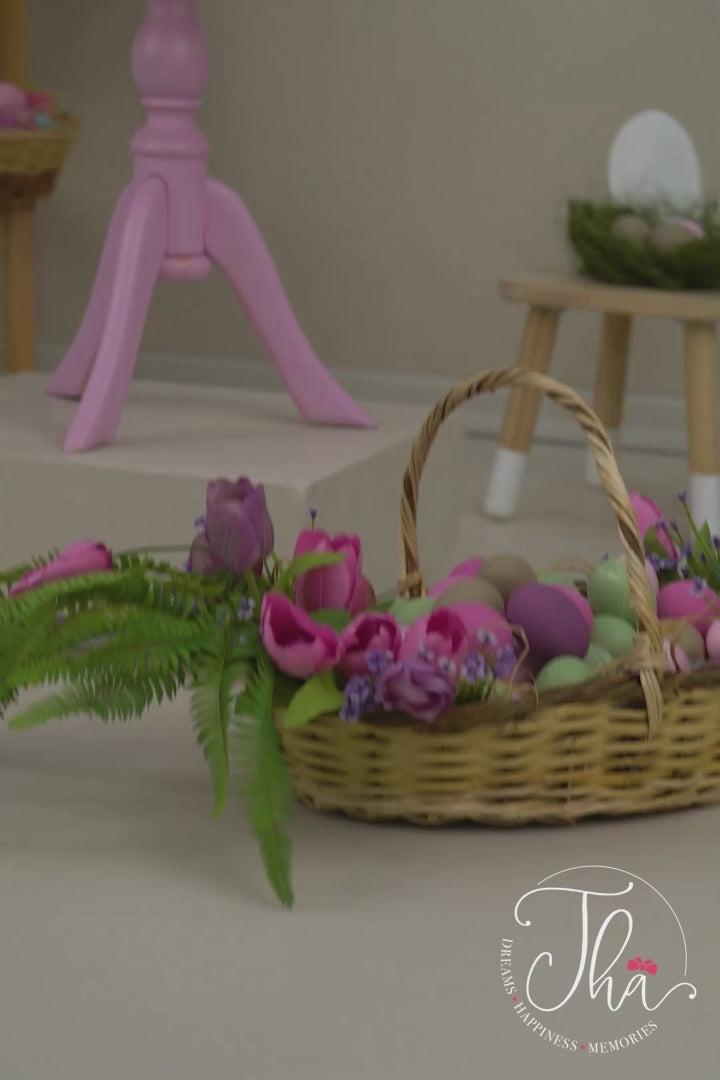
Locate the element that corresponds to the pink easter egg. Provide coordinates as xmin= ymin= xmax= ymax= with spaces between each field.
xmin=663 ymin=639 xmax=691 ymax=674
xmin=507 ymin=583 xmax=591 ymax=663
xmin=444 ymin=602 xmax=514 ymax=652
xmin=657 ymin=580 xmax=720 ymax=635
xmin=645 ymin=558 xmax=659 ymax=595
xmin=0 ymin=82 xmax=25 ymax=113
xmin=706 ymin=620 xmax=720 ymax=662
xmin=553 ymin=585 xmax=593 ymax=633
xmin=427 ymin=558 xmax=485 ymax=597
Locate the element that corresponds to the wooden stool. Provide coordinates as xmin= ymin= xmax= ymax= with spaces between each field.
xmin=1 ymin=0 xmax=35 ymax=373
xmin=484 ymin=274 xmax=720 ymax=534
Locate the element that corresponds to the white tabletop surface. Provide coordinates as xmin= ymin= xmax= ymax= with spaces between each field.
xmin=0 ymin=695 xmax=717 ymax=1079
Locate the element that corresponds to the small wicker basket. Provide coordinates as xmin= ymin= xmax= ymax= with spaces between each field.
xmin=280 ymin=368 xmax=720 ymax=825
xmin=0 ymin=105 xmax=77 ymax=210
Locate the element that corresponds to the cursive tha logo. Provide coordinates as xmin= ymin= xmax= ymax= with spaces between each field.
xmin=500 ymin=865 xmax=698 ymax=1055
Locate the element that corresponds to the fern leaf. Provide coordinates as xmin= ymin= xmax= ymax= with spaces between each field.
xmin=190 ymin=629 xmax=248 ymax=818
xmin=7 ymin=675 xmax=165 ymax=729
xmin=231 ymin=655 xmax=294 ymax=907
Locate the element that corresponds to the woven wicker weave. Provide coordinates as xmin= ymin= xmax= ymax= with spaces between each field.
xmin=0 ymin=111 xmax=77 ymax=209
xmin=279 ymin=368 xmax=720 ymax=825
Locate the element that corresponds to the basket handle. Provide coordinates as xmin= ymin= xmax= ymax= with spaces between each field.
xmin=398 ymin=367 xmax=663 ymax=654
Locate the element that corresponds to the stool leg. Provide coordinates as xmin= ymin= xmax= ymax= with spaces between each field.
xmin=683 ymin=321 xmax=720 ymax=535
xmin=586 ymin=313 xmax=632 ymax=486
xmin=3 ymin=207 xmax=34 ymax=372
xmin=484 ymin=306 xmax=560 ymax=518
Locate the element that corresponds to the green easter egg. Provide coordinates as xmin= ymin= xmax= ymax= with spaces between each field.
xmin=387 ymin=595 xmax=436 ymax=625
xmin=590 ymin=614 xmax=635 ymax=658
xmin=587 ymin=558 xmax=637 ymax=626
xmin=536 ymin=656 xmax=592 ymax=693
xmin=537 ymin=571 xmax=582 ymax=587
xmin=584 ymin=641 xmax=613 ymax=672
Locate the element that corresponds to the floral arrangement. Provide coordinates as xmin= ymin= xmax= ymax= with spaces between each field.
xmin=0 ymin=477 xmax=514 ymax=907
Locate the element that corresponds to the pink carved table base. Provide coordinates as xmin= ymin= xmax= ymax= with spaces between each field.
xmin=49 ymin=0 xmax=374 ymax=451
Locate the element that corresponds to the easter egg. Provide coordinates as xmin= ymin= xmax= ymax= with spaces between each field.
xmin=507 ymin=583 xmax=591 ymax=664
xmin=536 ymin=656 xmax=592 ymax=694
xmin=587 ymin=558 xmax=637 ymax=625
xmin=649 ymin=220 xmax=704 ymax=252
xmin=584 ymin=642 xmax=613 ymax=671
xmin=706 ymin=620 xmax=720 ymax=662
xmin=663 ymin=640 xmax=691 ymax=674
xmin=433 ymin=576 xmax=505 ymax=614
xmin=657 ymin=580 xmax=720 ymax=635
xmin=0 ymin=82 xmax=25 ymax=113
xmin=447 ymin=602 xmax=514 ymax=652
xmin=553 ymin=585 xmax=593 ymax=633
xmin=478 ymin=555 xmax=536 ymax=604
xmin=660 ymin=620 xmax=705 ymax=664
xmin=590 ymin=614 xmax=635 ymax=658
xmin=611 ymin=214 xmax=650 ymax=244
xmin=537 ymin=571 xmax=583 ymax=587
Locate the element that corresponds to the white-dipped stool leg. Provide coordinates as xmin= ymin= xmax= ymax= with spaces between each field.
xmin=483 ymin=305 xmax=560 ymax=519
xmin=684 ymin=321 xmax=720 ymax=533
xmin=586 ymin=313 xmax=631 ymax=488
xmin=689 ymin=474 xmax=720 ymax=536
xmin=485 ymin=447 xmax=528 ymax=519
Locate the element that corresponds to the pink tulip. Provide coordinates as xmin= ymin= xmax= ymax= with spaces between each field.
xmin=629 ymin=493 xmax=675 ymax=558
xmin=260 ymin=592 xmax=341 ymax=679
xmin=349 ymin=574 xmax=376 ymax=614
xmin=400 ymin=607 xmax=470 ymax=668
xmin=339 ymin=612 xmax=402 ymax=676
xmin=293 ymin=529 xmax=362 ymax=612
xmin=10 ymin=541 xmax=113 ymax=596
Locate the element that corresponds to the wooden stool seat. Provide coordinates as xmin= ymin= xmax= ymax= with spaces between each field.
xmin=485 ymin=274 xmax=720 ymax=533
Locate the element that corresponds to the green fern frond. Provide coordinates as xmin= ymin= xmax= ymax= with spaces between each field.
xmin=190 ymin=629 xmax=249 ymax=818
xmin=231 ymin=655 xmax=293 ymax=908
xmin=7 ymin=674 xmax=171 ymax=730
xmin=0 ymin=569 xmax=151 ymax=624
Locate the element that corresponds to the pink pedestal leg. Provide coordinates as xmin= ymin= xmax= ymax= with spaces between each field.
xmin=47 ymin=184 xmax=135 ymax=399
xmin=205 ymin=180 xmax=373 ymax=428
xmin=62 ymin=178 xmax=167 ymax=452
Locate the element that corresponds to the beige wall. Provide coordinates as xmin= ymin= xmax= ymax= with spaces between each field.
xmin=30 ymin=0 xmax=718 ymax=395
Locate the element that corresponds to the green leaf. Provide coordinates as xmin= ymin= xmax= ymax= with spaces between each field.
xmin=190 ymin=629 xmax=248 ymax=818
xmin=309 ymin=608 xmax=352 ymax=632
xmin=274 ymin=551 xmax=345 ymax=596
xmin=271 ymin=671 xmax=303 ymax=709
xmin=281 ymin=670 xmax=344 ymax=729
xmin=387 ymin=595 xmax=436 ymax=625
xmin=231 ymin=655 xmax=294 ymax=907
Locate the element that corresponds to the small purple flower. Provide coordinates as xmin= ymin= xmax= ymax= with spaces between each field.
xmin=692 ymin=577 xmax=706 ymax=596
xmin=681 ymin=567 xmax=691 ymax=580
xmin=375 ymin=659 xmax=455 ymax=722
xmin=477 ymin=629 xmax=498 ymax=649
xmin=339 ymin=674 xmax=375 ymax=723
xmin=678 ymin=491 xmax=688 ymax=505
xmin=680 ymin=542 xmax=693 ymax=559
xmin=309 ymin=507 xmax=318 ymax=527
xmin=182 ymin=557 xmax=192 ymax=572
xmin=237 ymin=596 xmax=256 ymax=620
xmin=193 ymin=514 xmax=206 ymax=528
xmin=437 ymin=655 xmax=457 ymax=677
xmin=366 ymin=649 xmax=395 ymax=676
xmin=461 ymin=653 xmax=488 ymax=684
xmin=699 ymin=552 xmax=708 ymax=564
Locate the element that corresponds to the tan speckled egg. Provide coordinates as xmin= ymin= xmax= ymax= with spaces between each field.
xmin=477 ymin=555 xmax=536 ymax=604
xmin=611 ymin=214 xmax=650 ymax=244
xmin=660 ymin=620 xmax=705 ymax=664
xmin=434 ymin=576 xmax=505 ymax=613
xmin=649 ymin=221 xmax=702 ymax=252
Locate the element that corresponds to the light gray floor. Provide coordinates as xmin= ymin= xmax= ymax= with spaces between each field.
xmin=1 ymin=425 xmax=717 ymax=1078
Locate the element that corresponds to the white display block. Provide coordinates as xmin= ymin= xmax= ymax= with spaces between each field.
xmin=0 ymin=374 xmax=464 ymax=592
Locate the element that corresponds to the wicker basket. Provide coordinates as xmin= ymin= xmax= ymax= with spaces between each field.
xmin=279 ymin=368 xmax=720 ymax=825
xmin=0 ymin=108 xmax=77 ymax=209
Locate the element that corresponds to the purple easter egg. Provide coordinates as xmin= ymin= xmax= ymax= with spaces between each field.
xmin=553 ymin=584 xmax=593 ymax=633
xmin=657 ymin=580 xmax=720 ymax=635
xmin=706 ymin=620 xmax=720 ymax=661
xmin=444 ymin=602 xmax=514 ymax=652
xmin=507 ymin=583 xmax=591 ymax=664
